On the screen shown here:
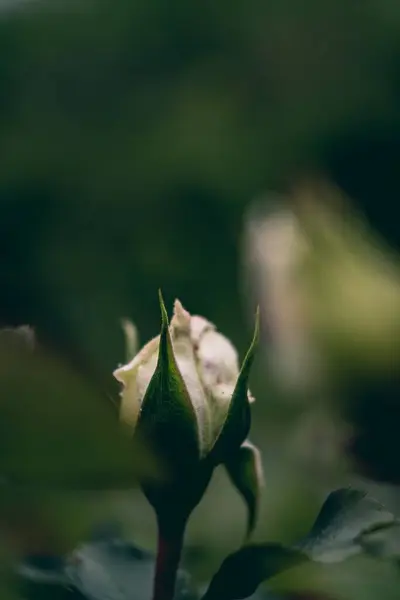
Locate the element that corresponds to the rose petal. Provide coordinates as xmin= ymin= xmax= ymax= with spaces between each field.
xmin=171 ymin=299 xmax=191 ymax=334
xmin=172 ymin=325 xmax=213 ymax=455
xmin=197 ymin=330 xmax=240 ymax=391
xmin=209 ymin=382 xmax=235 ymax=439
xmin=114 ymin=336 xmax=160 ymax=429
xmin=190 ymin=315 xmax=215 ymax=346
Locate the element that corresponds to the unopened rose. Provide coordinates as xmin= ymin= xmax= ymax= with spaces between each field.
xmin=114 ymin=299 xmax=254 ymax=453
xmin=113 ymin=293 xmax=262 ymax=537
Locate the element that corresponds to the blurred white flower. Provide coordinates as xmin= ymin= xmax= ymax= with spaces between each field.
xmin=243 ymin=195 xmax=320 ymax=392
xmin=243 ymin=181 xmax=400 ymax=391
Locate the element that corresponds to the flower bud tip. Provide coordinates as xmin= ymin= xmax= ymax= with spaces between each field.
xmin=158 ymin=290 xmax=169 ymax=329
xmin=172 ymin=299 xmax=191 ymax=331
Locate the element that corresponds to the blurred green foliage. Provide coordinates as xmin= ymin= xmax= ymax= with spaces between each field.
xmin=1 ymin=0 xmax=400 ymax=379
xmin=0 ymin=327 xmax=158 ymax=489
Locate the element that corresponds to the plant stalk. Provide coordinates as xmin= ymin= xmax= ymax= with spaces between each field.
xmin=152 ymin=517 xmax=186 ymax=600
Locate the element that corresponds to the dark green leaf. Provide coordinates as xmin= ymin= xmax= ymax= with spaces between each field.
xmin=137 ymin=291 xmax=200 ymax=473
xmin=16 ymin=555 xmax=74 ymax=600
xmin=210 ymin=309 xmax=259 ymax=463
xmin=225 ymin=440 xmax=263 ymax=540
xmin=202 ymin=488 xmax=400 ymax=600
xmin=360 ymin=521 xmax=400 ymax=562
xmin=201 ymin=544 xmax=307 ymax=600
xmin=298 ymin=488 xmax=395 ymax=562
xmin=16 ymin=529 xmax=199 ymax=600
xmin=0 ymin=327 xmax=158 ymax=489
xmin=64 ymin=533 xmax=198 ymax=600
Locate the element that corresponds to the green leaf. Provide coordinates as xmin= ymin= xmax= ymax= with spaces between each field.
xmin=0 ymin=327 xmax=158 ymax=490
xmin=359 ymin=521 xmax=400 ymax=563
xmin=201 ymin=544 xmax=307 ymax=600
xmin=136 ymin=291 xmax=200 ymax=474
xmin=65 ymin=537 xmax=156 ymax=600
xmin=210 ymin=308 xmax=259 ymax=463
xmin=201 ymin=488 xmax=400 ymax=600
xmin=298 ymin=488 xmax=395 ymax=562
xmin=16 ymin=555 xmax=72 ymax=600
xmin=66 ymin=531 xmax=198 ymax=600
xmin=17 ymin=529 xmax=198 ymax=600
xmin=225 ymin=440 xmax=264 ymax=540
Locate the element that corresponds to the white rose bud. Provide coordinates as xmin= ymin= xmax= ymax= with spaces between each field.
xmin=113 ymin=292 xmax=262 ymax=537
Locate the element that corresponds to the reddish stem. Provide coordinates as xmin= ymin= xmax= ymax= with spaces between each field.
xmin=152 ymin=519 xmax=186 ymax=600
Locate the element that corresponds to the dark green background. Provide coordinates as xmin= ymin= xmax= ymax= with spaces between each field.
xmin=1 ymin=0 xmax=400 ymax=380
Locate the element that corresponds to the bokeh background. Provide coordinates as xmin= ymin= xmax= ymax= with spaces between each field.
xmin=1 ymin=0 xmax=400 ymax=598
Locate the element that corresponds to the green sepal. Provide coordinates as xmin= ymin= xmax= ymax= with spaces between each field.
xmin=209 ymin=308 xmax=260 ymax=464
xmin=225 ymin=440 xmax=263 ymax=540
xmin=136 ymin=291 xmax=200 ymax=475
